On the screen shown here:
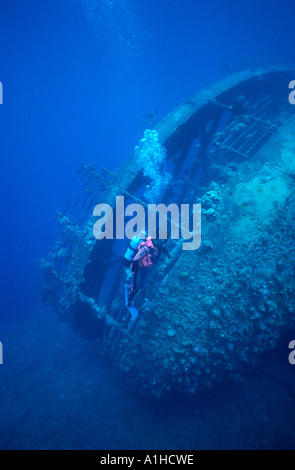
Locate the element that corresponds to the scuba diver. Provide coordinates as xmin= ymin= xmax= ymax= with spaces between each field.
xmin=124 ymin=237 xmax=170 ymax=328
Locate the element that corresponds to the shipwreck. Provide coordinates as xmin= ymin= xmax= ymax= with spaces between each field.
xmin=40 ymin=65 xmax=295 ymax=397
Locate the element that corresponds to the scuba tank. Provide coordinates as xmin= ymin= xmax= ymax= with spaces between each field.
xmin=122 ymin=231 xmax=146 ymax=267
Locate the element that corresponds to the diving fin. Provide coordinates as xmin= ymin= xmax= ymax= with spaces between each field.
xmin=128 ymin=306 xmax=138 ymax=323
xmin=127 ymin=305 xmax=139 ymax=332
xmin=124 ymin=283 xmax=138 ymax=326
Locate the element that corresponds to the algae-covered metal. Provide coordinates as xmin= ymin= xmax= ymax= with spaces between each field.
xmin=40 ymin=66 xmax=295 ymax=397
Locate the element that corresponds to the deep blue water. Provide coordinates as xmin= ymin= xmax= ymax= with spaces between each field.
xmin=1 ymin=0 xmax=295 ymax=450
